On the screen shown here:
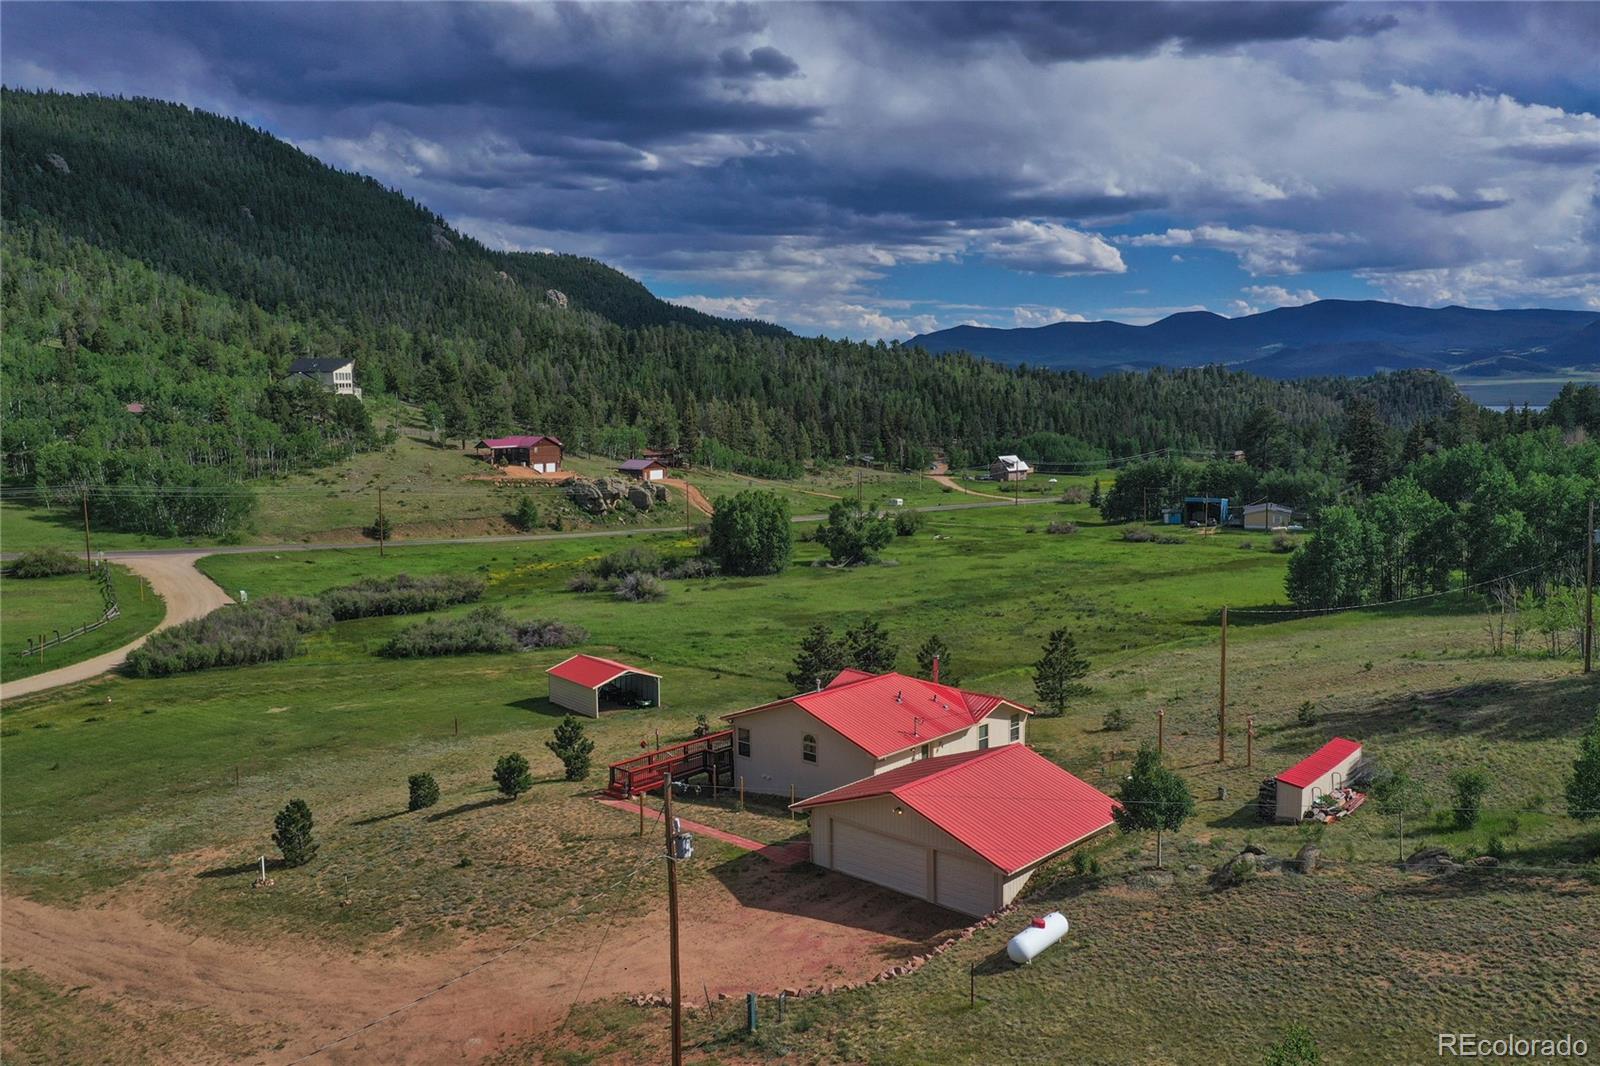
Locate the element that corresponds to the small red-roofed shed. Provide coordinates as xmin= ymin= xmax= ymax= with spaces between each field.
xmin=1274 ymin=737 xmax=1363 ymax=822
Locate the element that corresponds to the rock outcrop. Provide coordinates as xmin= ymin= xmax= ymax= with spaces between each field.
xmin=546 ymin=288 xmax=568 ymax=308
xmin=627 ymin=485 xmax=654 ymax=512
xmin=45 ymin=153 xmax=70 ymax=174
xmin=567 ymin=476 xmax=632 ymax=515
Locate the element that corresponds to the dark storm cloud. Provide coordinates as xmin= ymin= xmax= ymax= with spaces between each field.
xmin=845 ymin=1 xmax=1397 ymax=63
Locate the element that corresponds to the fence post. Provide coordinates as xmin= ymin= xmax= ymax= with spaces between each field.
xmin=746 ymin=993 xmax=757 ymax=1033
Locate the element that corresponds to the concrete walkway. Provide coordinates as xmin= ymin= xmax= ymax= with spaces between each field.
xmin=0 ymin=552 xmax=233 ymax=703
xmin=596 ymin=796 xmax=810 ymax=866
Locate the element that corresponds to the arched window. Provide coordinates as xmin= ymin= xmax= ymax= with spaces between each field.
xmin=802 ymin=734 xmax=817 ymax=763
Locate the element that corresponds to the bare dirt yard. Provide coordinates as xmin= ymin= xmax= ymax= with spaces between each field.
xmin=1 ymin=848 xmax=959 ymax=1064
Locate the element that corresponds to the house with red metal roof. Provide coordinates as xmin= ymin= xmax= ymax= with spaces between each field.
xmin=792 ymin=744 xmax=1116 ymax=916
xmin=477 ymin=434 xmax=564 ymax=472
xmin=547 ymin=653 xmax=661 ymax=717
xmin=618 ymin=457 xmax=667 ymax=481
xmin=1273 ymin=737 xmax=1363 ymax=822
xmin=721 ymin=669 xmax=1032 ymax=800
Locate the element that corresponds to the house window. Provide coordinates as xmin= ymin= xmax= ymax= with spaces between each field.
xmin=802 ymin=734 xmax=817 ymax=763
xmin=1010 ymin=714 xmax=1022 ymax=743
xmin=737 ymin=727 xmax=751 ymax=757
xmin=919 ymin=743 xmax=932 ymax=761
xmin=978 ymin=723 xmax=990 ymax=750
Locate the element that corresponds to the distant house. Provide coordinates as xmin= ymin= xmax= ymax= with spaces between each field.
xmin=1183 ymin=496 xmax=1229 ymax=525
xmin=619 ymin=457 xmax=667 ymax=481
xmin=478 ymin=435 xmax=563 ymax=472
xmin=124 ymin=402 xmax=146 ymax=415
xmin=991 ymin=455 xmax=1031 ymax=481
xmin=1243 ymin=502 xmax=1293 ymax=531
xmin=722 ymin=669 xmax=1032 ymax=800
xmin=792 ymin=744 xmax=1116 ymax=916
xmin=287 ymin=357 xmax=361 ymax=398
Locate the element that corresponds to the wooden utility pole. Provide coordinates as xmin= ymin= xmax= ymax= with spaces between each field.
xmin=1157 ymin=707 xmax=1165 ymax=756
xmin=1585 ymin=500 xmax=1594 ymax=674
xmin=1218 ymin=606 xmax=1228 ymax=763
xmin=662 ymin=775 xmax=684 ymax=1066
xmin=80 ymin=492 xmax=92 ymax=573
xmin=377 ymin=486 xmax=385 ymax=558
xmin=1246 ymin=715 xmax=1255 ymax=769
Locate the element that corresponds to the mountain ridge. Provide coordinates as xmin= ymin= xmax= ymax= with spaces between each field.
xmin=909 ymin=299 xmax=1598 ymax=379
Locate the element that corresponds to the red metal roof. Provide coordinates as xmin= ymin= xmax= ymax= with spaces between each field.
xmin=479 ymin=434 xmax=563 ymax=450
xmin=1276 ymin=737 xmax=1362 ymax=788
xmin=825 ymin=668 xmax=875 ymax=688
xmin=724 ymin=671 xmax=1031 ymax=758
xmin=546 ymin=653 xmax=660 ymax=689
xmin=794 ymin=745 xmax=1117 ymax=874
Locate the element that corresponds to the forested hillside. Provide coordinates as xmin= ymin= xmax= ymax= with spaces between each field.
xmin=3 ymin=89 xmax=1474 ymax=534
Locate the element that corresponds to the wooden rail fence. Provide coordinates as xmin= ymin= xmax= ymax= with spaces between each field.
xmin=18 ymin=562 xmax=123 ymax=659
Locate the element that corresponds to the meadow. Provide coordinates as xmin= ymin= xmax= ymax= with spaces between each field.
xmin=1 ymin=499 xmax=1595 ymax=1064
xmin=0 ymin=564 xmax=162 ymax=683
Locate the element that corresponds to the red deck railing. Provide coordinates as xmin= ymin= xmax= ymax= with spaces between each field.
xmin=607 ymin=729 xmax=734 ymax=797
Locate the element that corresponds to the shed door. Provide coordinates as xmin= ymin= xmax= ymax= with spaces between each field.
xmin=832 ymin=821 xmax=928 ymax=899
xmin=935 ymin=852 xmax=995 ymax=917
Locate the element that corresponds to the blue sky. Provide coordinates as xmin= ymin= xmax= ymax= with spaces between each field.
xmin=3 ymin=1 xmax=1597 ymax=338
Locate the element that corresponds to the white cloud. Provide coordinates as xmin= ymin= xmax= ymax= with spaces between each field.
xmin=1011 ymin=306 xmax=1088 ymax=328
xmin=1230 ymin=284 xmax=1322 ymax=315
xmin=971 ymin=221 xmax=1126 ymax=275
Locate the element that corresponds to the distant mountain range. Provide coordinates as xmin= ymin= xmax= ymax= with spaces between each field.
xmin=909 ymin=301 xmax=1599 ymax=381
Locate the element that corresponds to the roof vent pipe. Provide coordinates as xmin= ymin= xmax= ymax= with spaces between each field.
xmin=932 ymin=654 xmax=940 ymax=684
xmin=896 ymin=690 xmax=903 ymax=703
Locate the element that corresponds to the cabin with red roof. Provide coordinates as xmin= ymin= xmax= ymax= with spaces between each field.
xmin=722 ymin=670 xmax=1031 ymax=800
xmin=546 ymin=653 xmax=661 ymax=717
xmin=477 ymin=434 xmax=564 ymax=472
xmin=1274 ymin=737 xmax=1363 ymax=822
xmin=792 ymin=745 xmax=1116 ymax=916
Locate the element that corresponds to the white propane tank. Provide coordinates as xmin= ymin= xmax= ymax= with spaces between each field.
xmin=1006 ymin=911 xmax=1069 ymax=965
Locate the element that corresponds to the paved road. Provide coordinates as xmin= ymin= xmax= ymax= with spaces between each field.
xmin=1 ymin=553 xmax=234 ymax=702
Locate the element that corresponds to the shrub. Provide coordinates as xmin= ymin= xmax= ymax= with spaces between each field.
xmin=1058 ymin=486 xmax=1088 ymax=504
xmin=272 ymin=798 xmax=318 ymax=866
xmin=1102 ymin=707 xmax=1131 ymax=731
xmin=321 ymin=573 xmax=485 ymax=620
xmin=408 ymin=772 xmax=440 ymax=811
xmin=614 ymin=571 xmax=665 ymax=602
xmin=1296 ymin=700 xmax=1318 ymax=727
xmin=1485 ymin=835 xmax=1508 ymax=862
xmin=893 ymin=510 xmax=924 ymax=537
xmin=1121 ymin=528 xmax=1154 ymax=543
xmin=511 ymin=618 xmax=588 ymax=649
xmin=1046 ymin=520 xmax=1078 ymax=535
xmin=708 ymin=490 xmax=792 ymax=575
xmin=1450 ymin=768 xmax=1491 ymax=829
xmin=693 ymin=714 xmax=711 ymax=738
xmin=368 ymin=512 xmax=394 ymax=542
xmin=1270 ymin=532 xmax=1299 ymax=553
xmin=593 ymin=547 xmax=662 ymax=580
xmin=566 ymin=572 xmax=603 ymax=593
xmin=1265 ymin=1024 xmax=1322 ymax=1066
xmin=546 ymin=715 xmax=596 ymax=781
xmin=8 ymin=547 xmax=80 ymax=578
xmin=663 ymin=557 xmax=720 ymax=580
xmin=816 ymin=500 xmax=895 ymax=565
xmin=125 ymin=596 xmax=331 ymax=677
xmin=1153 ymin=533 xmax=1184 ymax=544
xmin=381 ymin=606 xmax=515 ymax=657
xmin=494 ymin=752 xmax=533 ymax=798
xmin=511 ymin=495 xmax=540 ymax=531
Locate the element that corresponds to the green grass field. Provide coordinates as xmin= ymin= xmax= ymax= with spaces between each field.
xmin=0 ymin=565 xmax=163 ymax=683
xmin=1 ymin=500 xmax=1595 ymax=1063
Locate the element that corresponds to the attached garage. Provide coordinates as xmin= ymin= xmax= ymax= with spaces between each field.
xmin=546 ymin=654 xmax=662 ymax=718
xmin=794 ymin=745 xmax=1117 ymax=917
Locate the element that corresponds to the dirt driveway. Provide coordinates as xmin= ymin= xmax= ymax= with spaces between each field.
xmin=927 ymin=460 xmax=1011 ymax=501
xmin=1 ymin=854 xmax=960 ymax=1064
xmin=0 ymin=552 xmax=232 ymax=702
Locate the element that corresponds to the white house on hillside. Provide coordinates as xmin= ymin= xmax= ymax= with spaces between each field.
xmin=991 ymin=455 xmax=1031 ymax=481
xmin=288 ymin=357 xmax=362 ymax=399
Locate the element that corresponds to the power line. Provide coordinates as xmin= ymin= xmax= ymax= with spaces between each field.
xmin=1226 ymin=556 xmax=1577 ymax=617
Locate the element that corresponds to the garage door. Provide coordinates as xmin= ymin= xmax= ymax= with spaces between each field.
xmin=832 ymin=821 xmax=928 ymax=899
xmin=935 ymin=852 xmax=996 ymax=917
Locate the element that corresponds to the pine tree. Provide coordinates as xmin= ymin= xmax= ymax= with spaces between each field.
xmin=546 ymin=716 xmax=596 ymax=781
xmin=787 ymin=624 xmax=846 ymax=691
xmin=271 ymin=798 xmax=318 ymax=867
xmin=916 ymin=633 xmax=957 ymax=684
xmin=493 ymin=752 xmax=533 ymax=799
xmin=844 ymin=619 xmax=899 ymax=673
xmin=1566 ymin=711 xmax=1600 ymax=821
xmin=1032 ymin=628 xmax=1089 ymax=716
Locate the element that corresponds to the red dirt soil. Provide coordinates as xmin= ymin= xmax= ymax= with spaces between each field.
xmin=2 ymin=856 xmax=958 ymax=1064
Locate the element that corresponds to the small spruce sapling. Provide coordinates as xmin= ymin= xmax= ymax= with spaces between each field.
xmin=271 ymin=798 xmax=318 ymax=867
xmin=1033 ymin=627 xmax=1090 ymax=717
xmin=546 ymin=716 xmax=596 ymax=781
xmin=408 ymin=772 xmax=440 ymax=811
xmin=1567 ymin=711 xmax=1600 ymax=822
xmin=494 ymin=752 xmax=533 ymax=799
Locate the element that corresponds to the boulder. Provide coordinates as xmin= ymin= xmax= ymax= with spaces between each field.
xmin=1241 ymin=842 xmax=1268 ymax=856
xmin=1403 ymin=846 xmax=1456 ymax=872
xmin=628 ymin=485 xmax=654 ymax=512
xmin=547 ymin=288 xmax=569 ymax=308
xmin=45 ymin=152 xmax=70 ymax=174
xmin=429 ymin=223 xmax=455 ymax=252
xmin=653 ymin=484 xmax=670 ymax=503
xmin=1294 ymin=844 xmax=1321 ymax=875
xmin=566 ymin=478 xmax=610 ymax=514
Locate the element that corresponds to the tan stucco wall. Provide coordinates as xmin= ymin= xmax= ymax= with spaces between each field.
xmin=810 ymin=796 xmax=1003 ymax=915
xmin=549 ymin=675 xmax=600 ymax=718
xmin=732 ymin=703 xmax=878 ymax=799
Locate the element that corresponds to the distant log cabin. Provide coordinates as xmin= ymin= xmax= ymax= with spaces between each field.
xmin=477 ymin=435 xmax=564 ymax=472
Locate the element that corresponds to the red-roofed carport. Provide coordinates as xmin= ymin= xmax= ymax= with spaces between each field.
xmin=546 ymin=654 xmax=661 ymax=718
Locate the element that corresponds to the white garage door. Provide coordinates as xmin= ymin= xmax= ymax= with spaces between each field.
xmin=832 ymin=822 xmax=928 ymax=899
xmin=935 ymin=852 xmax=996 ymax=917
